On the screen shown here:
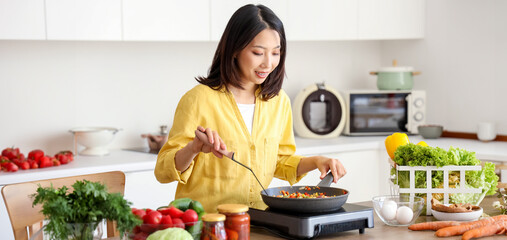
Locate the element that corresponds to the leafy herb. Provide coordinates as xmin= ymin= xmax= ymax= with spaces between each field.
xmin=32 ymin=180 xmax=142 ymax=240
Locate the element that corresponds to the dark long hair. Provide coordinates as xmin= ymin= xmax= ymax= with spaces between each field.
xmin=195 ymin=4 xmax=286 ymax=101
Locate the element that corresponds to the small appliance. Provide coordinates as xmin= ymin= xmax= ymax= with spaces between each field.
xmin=293 ymin=83 xmax=346 ymax=139
xmin=249 ymin=203 xmax=374 ymax=239
xmin=342 ymin=90 xmax=425 ymax=135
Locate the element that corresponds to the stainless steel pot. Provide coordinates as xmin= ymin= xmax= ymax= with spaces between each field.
xmin=370 ymin=60 xmax=421 ymax=90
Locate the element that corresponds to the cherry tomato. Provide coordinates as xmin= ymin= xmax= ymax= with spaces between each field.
xmin=181 ymin=209 xmax=198 ymax=226
xmin=2 ymin=147 xmax=20 ymax=160
xmin=167 ymin=206 xmax=184 ymax=219
xmin=28 ymin=149 xmax=44 ymax=162
xmin=172 ymin=218 xmax=185 ymax=229
xmin=159 ymin=215 xmax=173 ymax=229
xmin=132 ymin=209 xmax=146 ymax=220
xmin=143 ymin=210 xmax=162 ymax=224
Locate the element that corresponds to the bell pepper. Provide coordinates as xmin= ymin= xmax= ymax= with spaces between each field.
xmin=417 ymin=141 xmax=428 ymax=147
xmin=385 ymin=133 xmax=410 ymax=159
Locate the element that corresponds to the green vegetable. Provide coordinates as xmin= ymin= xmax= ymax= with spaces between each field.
xmin=189 ymin=200 xmax=205 ymax=214
xmin=186 ymin=220 xmax=202 ymax=239
xmin=31 ymin=180 xmax=142 ymax=240
xmin=392 ymin=144 xmax=498 ymax=205
xmin=147 ymin=227 xmax=193 ymax=240
xmin=170 ymin=198 xmax=193 ymax=211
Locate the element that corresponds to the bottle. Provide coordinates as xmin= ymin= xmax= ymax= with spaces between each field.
xmin=201 ymin=213 xmax=227 ymax=240
xmin=217 ymin=204 xmax=250 ymax=240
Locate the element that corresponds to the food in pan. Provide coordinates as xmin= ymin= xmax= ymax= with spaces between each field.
xmin=274 ymin=186 xmax=342 ymax=199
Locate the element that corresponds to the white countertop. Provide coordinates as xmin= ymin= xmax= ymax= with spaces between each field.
xmin=1 ymin=136 xmax=506 ymax=185
xmin=0 ymin=150 xmax=157 ymax=185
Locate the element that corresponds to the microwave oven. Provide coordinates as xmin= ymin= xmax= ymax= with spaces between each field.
xmin=342 ymin=90 xmax=426 ymax=135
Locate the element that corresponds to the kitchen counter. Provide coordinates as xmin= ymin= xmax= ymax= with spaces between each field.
xmin=1 ymin=136 xmax=506 ymax=185
xmin=0 ymin=150 xmax=157 ymax=185
xmin=250 ymin=195 xmax=506 ymax=239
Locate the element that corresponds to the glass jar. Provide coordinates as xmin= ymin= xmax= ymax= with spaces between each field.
xmin=217 ymin=204 xmax=250 ymax=240
xmin=201 ymin=213 xmax=227 ymax=240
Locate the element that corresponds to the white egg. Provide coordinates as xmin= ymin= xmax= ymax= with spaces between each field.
xmin=396 ymin=206 xmax=414 ymax=224
xmin=381 ymin=200 xmax=398 ymax=220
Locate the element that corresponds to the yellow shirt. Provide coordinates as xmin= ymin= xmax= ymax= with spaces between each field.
xmin=155 ymin=84 xmax=305 ymax=212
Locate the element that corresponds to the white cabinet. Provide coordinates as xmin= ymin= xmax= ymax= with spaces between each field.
xmin=357 ymin=0 xmax=425 ymax=40
xmin=124 ymin=171 xmax=178 ymax=209
xmin=123 ymin=0 xmax=210 ymax=41
xmin=0 ymin=0 xmax=46 ymax=40
xmin=45 ymin=0 xmax=122 ymax=40
xmin=287 ymin=0 xmax=357 ymax=41
xmin=210 ymin=0 xmax=289 ymax=41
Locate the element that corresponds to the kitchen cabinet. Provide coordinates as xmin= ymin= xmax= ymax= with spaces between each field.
xmin=210 ymin=0 xmax=289 ymax=41
xmin=123 ymin=0 xmax=209 ymax=41
xmin=286 ymin=0 xmax=357 ymax=41
xmin=45 ymin=0 xmax=122 ymax=40
xmin=357 ymin=0 xmax=425 ymax=40
xmin=0 ymin=0 xmax=46 ymax=40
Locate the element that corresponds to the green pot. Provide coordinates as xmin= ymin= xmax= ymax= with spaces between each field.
xmin=370 ymin=64 xmax=420 ymax=90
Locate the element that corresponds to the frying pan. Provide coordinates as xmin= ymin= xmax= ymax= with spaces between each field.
xmin=195 ymin=130 xmax=349 ymax=213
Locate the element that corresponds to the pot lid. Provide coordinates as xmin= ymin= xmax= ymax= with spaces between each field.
xmin=378 ymin=60 xmax=414 ymax=72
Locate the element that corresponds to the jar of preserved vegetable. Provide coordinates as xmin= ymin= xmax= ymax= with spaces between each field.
xmin=217 ymin=204 xmax=250 ymax=240
xmin=201 ymin=213 xmax=227 ymax=240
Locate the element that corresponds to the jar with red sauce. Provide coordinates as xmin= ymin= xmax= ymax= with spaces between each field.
xmin=201 ymin=213 xmax=227 ymax=240
xmin=217 ymin=204 xmax=250 ymax=240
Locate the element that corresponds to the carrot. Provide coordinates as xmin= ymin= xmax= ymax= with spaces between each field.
xmin=461 ymin=219 xmax=507 ymax=240
xmin=435 ymin=215 xmax=507 ymax=237
xmin=408 ymin=221 xmax=460 ymax=231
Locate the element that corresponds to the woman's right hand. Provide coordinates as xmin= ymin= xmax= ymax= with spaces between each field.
xmin=191 ymin=126 xmax=227 ymax=158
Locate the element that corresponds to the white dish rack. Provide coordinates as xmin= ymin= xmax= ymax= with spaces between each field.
xmin=388 ymin=159 xmax=482 ymax=215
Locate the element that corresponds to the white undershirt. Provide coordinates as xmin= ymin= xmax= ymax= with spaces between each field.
xmin=237 ymin=103 xmax=255 ymax=134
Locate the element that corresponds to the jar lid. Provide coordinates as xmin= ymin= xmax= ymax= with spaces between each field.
xmin=217 ymin=204 xmax=249 ymax=213
xmin=202 ymin=213 xmax=226 ymax=222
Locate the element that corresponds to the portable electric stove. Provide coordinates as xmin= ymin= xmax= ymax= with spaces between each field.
xmin=249 ymin=203 xmax=374 ymax=239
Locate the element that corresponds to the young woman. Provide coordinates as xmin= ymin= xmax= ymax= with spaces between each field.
xmin=155 ymin=4 xmax=346 ymax=212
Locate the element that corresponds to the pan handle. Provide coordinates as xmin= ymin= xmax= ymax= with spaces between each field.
xmin=317 ymin=172 xmax=334 ymax=187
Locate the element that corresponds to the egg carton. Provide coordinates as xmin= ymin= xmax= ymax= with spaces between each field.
xmin=388 ymin=159 xmax=482 ymax=215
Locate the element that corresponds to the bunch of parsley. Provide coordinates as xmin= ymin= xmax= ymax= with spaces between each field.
xmin=31 ymin=180 xmax=142 ymax=240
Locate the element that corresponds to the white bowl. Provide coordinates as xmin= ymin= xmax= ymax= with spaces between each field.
xmin=431 ymin=206 xmax=483 ymax=221
xmin=70 ymin=127 xmax=120 ymax=156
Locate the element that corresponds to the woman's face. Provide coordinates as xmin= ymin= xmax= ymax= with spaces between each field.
xmin=236 ymin=29 xmax=281 ymax=88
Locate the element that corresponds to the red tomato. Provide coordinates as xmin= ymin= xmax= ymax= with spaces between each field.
xmin=28 ymin=149 xmax=44 ymax=161
xmin=159 ymin=215 xmax=173 ymax=229
xmin=143 ymin=210 xmax=162 ymax=224
xmin=172 ymin=218 xmax=185 ymax=229
xmin=57 ymin=150 xmax=74 ymax=161
xmin=225 ymin=228 xmax=239 ymax=240
xmin=167 ymin=206 xmax=184 ymax=219
xmin=5 ymin=162 xmax=18 ymax=172
xmin=39 ymin=156 xmax=53 ymax=168
xmin=2 ymin=147 xmax=20 ymax=160
xmin=29 ymin=161 xmax=38 ymax=169
xmin=157 ymin=207 xmax=172 ymax=215
xmin=19 ymin=161 xmax=30 ymax=170
xmin=145 ymin=208 xmax=153 ymax=214
xmin=181 ymin=209 xmax=198 ymax=226
xmin=52 ymin=158 xmax=61 ymax=166
xmin=132 ymin=209 xmax=146 ymax=220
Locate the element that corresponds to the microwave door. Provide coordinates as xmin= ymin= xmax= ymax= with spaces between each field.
xmin=349 ymin=93 xmax=409 ymax=135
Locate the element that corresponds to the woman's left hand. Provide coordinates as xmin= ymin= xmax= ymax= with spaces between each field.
xmin=313 ymin=156 xmax=346 ymax=183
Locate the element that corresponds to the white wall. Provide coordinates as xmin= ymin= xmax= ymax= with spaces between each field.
xmin=0 ymin=40 xmax=381 ymax=153
xmin=381 ymin=0 xmax=507 ymax=135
